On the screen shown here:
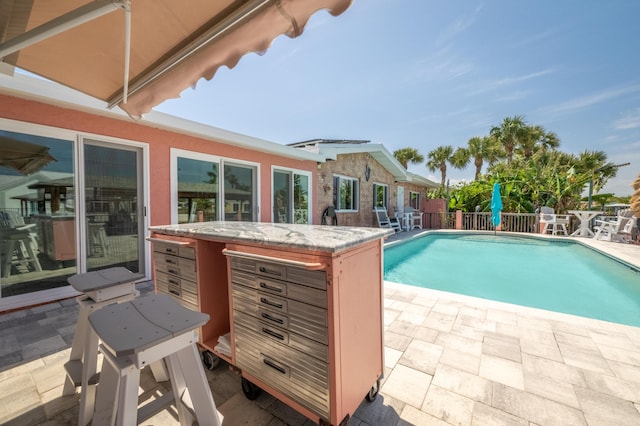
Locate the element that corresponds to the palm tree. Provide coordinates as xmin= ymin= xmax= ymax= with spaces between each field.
xmin=518 ymin=125 xmax=560 ymax=160
xmin=393 ymin=147 xmax=424 ymax=169
xmin=490 ymin=115 xmax=526 ymax=164
xmin=466 ymin=136 xmax=502 ymax=180
xmin=426 ymin=145 xmax=453 ymax=187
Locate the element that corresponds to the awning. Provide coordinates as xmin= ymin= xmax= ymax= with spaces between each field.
xmin=0 ymin=136 xmax=56 ymax=175
xmin=0 ymin=0 xmax=352 ymax=119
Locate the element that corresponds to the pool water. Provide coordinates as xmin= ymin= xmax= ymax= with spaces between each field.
xmin=384 ymin=233 xmax=640 ymax=327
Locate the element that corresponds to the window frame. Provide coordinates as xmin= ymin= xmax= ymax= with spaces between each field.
xmin=409 ymin=191 xmax=421 ymax=210
xmin=373 ymin=183 xmax=388 ymax=209
xmin=333 ymin=174 xmax=359 ymax=212
xmin=272 ymin=166 xmax=312 ymax=224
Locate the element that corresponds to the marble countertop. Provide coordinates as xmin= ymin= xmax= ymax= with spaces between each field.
xmin=149 ymin=221 xmax=394 ymax=253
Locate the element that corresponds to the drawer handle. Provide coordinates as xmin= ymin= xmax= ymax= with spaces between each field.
xmin=261 ymin=312 xmax=284 ymax=325
xmin=259 ymin=266 xmax=282 ymax=276
xmin=259 ymin=281 xmax=283 ymax=293
xmin=260 ymin=297 xmax=283 ymax=309
xmin=169 ymin=289 xmax=180 ymax=296
xmin=262 ymin=327 xmax=285 ymax=341
xmin=166 ymin=248 xmax=177 ymax=254
xmin=168 ymin=279 xmax=179 ymax=285
xmin=165 ymin=258 xmax=178 ymax=265
xmin=263 ymin=358 xmax=287 ymax=375
xmin=167 ymin=268 xmax=179 ymax=275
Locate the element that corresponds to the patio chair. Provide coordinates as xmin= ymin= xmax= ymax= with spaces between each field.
xmin=374 ymin=207 xmax=401 ymax=232
xmin=404 ymin=207 xmax=423 ymax=230
xmin=593 ymin=210 xmax=636 ymax=242
xmin=0 ymin=211 xmax=42 ymax=277
xmin=539 ymin=206 xmax=570 ymax=236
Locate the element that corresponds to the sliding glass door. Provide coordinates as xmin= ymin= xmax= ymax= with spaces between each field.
xmin=273 ymin=169 xmax=311 ymax=224
xmin=83 ymin=140 xmax=145 ymax=274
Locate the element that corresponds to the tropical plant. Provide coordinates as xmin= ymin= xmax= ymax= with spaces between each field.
xmin=489 ymin=115 xmax=526 ymax=164
xmin=393 ymin=147 xmax=424 ymax=169
xmin=426 ymin=145 xmax=453 ymax=187
xmin=465 ymin=136 xmax=502 ymax=180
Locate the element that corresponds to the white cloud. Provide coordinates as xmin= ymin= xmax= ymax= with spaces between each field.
xmin=435 ymin=6 xmax=482 ymax=47
xmin=613 ymin=108 xmax=640 ymax=130
xmin=540 ymin=84 xmax=640 ymax=116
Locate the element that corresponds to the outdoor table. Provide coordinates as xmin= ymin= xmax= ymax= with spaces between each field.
xmin=568 ymin=210 xmax=603 ymax=237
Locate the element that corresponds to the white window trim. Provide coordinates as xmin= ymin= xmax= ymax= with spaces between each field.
xmin=271 ymin=166 xmax=312 ymax=224
xmin=373 ymin=182 xmax=388 ymax=209
xmin=410 ymin=191 xmax=421 ymax=209
xmin=0 ymin=118 xmax=151 ymax=311
xmin=334 ymin=174 xmax=359 ymax=212
xmin=170 ymin=149 xmax=261 ymax=223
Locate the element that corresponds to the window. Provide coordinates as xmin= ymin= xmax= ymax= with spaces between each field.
xmin=223 ymin=163 xmax=257 ymax=222
xmin=333 ymin=175 xmax=358 ymax=211
xmin=172 ymin=150 xmax=258 ymax=223
xmin=410 ymin=191 xmax=420 ymax=209
xmin=273 ymin=169 xmax=311 ymax=224
xmin=373 ymin=183 xmax=388 ymax=209
xmin=177 ymin=157 xmax=219 ymax=223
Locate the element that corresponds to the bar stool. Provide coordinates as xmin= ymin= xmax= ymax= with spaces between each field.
xmin=63 ymin=267 xmax=145 ymax=401
xmin=84 ymin=294 xmax=221 ymax=426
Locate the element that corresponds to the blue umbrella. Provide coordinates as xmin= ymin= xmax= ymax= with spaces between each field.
xmin=491 ymin=182 xmax=502 ymax=229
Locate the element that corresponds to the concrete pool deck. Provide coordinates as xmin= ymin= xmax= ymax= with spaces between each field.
xmin=1 ymin=231 xmax=639 ymax=425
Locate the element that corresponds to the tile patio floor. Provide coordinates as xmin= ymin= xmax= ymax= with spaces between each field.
xmin=1 ymin=231 xmax=639 ymax=425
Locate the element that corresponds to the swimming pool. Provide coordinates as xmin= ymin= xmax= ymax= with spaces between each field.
xmin=384 ymin=233 xmax=640 ymax=327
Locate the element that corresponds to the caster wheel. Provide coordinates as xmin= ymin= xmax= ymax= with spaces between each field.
xmin=241 ymin=377 xmax=261 ymax=400
xmin=201 ymin=350 xmax=220 ymax=370
xmin=365 ymin=378 xmax=380 ymax=402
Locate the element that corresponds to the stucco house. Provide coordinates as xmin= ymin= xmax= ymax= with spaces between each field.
xmin=0 ymin=72 xmax=437 ymax=312
xmin=289 ymin=139 xmax=438 ymax=227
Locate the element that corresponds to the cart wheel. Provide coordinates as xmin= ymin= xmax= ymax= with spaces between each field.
xmin=241 ymin=377 xmax=261 ymax=400
xmin=365 ymin=378 xmax=380 ymax=402
xmin=201 ymin=350 xmax=220 ymax=370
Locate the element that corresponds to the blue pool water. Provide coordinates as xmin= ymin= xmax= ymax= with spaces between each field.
xmin=384 ymin=233 xmax=640 ymax=327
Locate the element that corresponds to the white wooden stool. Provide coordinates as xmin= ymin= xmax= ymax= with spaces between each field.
xmin=84 ymin=295 xmax=221 ymax=426
xmin=63 ymin=267 xmax=145 ymax=399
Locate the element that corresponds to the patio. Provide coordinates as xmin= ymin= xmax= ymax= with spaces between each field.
xmin=1 ymin=231 xmax=639 ymax=425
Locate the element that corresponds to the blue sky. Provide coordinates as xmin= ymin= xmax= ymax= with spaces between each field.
xmin=156 ymin=0 xmax=640 ymax=196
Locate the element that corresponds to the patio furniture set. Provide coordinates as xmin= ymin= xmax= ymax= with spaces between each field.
xmin=538 ymin=207 xmax=637 ymax=243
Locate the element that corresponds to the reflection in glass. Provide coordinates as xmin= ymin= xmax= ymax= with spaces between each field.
xmin=293 ymin=174 xmax=309 ymax=224
xmin=84 ymin=143 xmax=141 ymax=273
xmin=177 ymin=157 xmax=218 ymax=222
xmin=224 ymin=164 xmax=255 ymax=221
xmin=273 ymin=171 xmax=310 ymax=224
xmin=0 ymin=130 xmax=76 ymax=297
xmin=273 ymin=171 xmax=290 ymax=223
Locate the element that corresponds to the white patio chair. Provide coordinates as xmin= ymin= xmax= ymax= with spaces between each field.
xmin=404 ymin=207 xmax=423 ymax=230
xmin=593 ymin=210 xmax=636 ymax=242
xmin=539 ymin=206 xmax=570 ymax=236
xmin=374 ymin=207 xmax=401 ymax=232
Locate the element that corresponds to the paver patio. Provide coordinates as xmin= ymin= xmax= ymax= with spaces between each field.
xmin=1 ymin=232 xmax=639 ymax=425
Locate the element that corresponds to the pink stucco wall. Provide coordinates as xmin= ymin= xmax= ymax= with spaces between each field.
xmin=0 ymin=94 xmax=317 ymax=225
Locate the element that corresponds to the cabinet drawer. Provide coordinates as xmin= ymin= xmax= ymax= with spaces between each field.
xmin=235 ymin=324 xmax=329 ymax=419
xmin=155 ymin=281 xmax=199 ymax=312
xmin=232 ymin=270 xmax=326 ymax=308
xmin=232 ymin=283 xmax=327 ymax=331
xmin=154 ymin=260 xmax=197 ymax=282
xmin=233 ymin=310 xmax=327 ymax=362
xmin=231 ymin=258 xmax=327 ymax=291
xmin=156 ymin=271 xmax=197 ymax=293
xmin=153 ymin=241 xmax=196 ymax=259
xmin=154 ymin=252 xmax=196 ymax=274
xmin=232 ymin=292 xmax=327 ymax=345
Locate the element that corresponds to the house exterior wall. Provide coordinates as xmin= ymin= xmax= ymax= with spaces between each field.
xmin=0 ymin=94 xmax=317 ymax=226
xmin=315 ymin=152 xmax=430 ymax=227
